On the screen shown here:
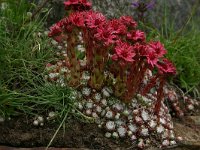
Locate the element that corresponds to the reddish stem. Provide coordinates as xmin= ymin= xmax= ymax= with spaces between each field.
xmin=141 ymin=74 xmax=159 ymax=96
xmin=154 ymin=77 xmax=165 ymax=116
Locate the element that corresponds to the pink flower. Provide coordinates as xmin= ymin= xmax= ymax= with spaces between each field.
xmin=61 ymin=18 xmax=73 ymax=32
xmin=146 ymin=51 xmax=158 ymax=67
xmin=68 ymin=12 xmax=85 ymax=27
xmin=148 ymin=41 xmax=167 ymax=57
xmin=127 ymin=30 xmax=146 ymax=42
xmin=85 ymin=11 xmax=106 ymax=28
xmin=94 ymin=24 xmax=117 ymax=46
xmin=156 ymin=58 xmax=176 ymax=75
xmin=114 ymin=41 xmax=136 ymax=62
xmin=144 ymin=41 xmax=168 ymax=67
xmin=48 ymin=23 xmax=62 ymax=37
xmin=119 ymin=16 xmax=137 ymax=28
xmin=108 ymin=19 xmax=127 ymax=35
xmin=133 ymin=43 xmax=147 ymax=56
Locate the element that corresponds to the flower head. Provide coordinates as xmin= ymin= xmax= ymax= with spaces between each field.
xmin=85 ymin=11 xmax=106 ymax=28
xmin=48 ymin=23 xmax=62 ymax=37
xmin=108 ymin=19 xmax=127 ymax=35
xmin=133 ymin=43 xmax=147 ymax=56
xmin=113 ymin=41 xmax=136 ymax=62
xmin=68 ymin=12 xmax=85 ymax=27
xmin=144 ymin=41 xmax=167 ymax=67
xmin=119 ymin=16 xmax=137 ymax=28
xmin=127 ymin=30 xmax=146 ymax=42
xmin=148 ymin=41 xmax=167 ymax=58
xmin=94 ymin=24 xmax=117 ymax=46
xmin=146 ymin=51 xmax=158 ymax=67
xmin=156 ymin=58 xmax=176 ymax=75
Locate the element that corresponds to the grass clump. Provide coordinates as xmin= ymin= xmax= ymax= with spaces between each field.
xmin=0 ymin=0 xmax=77 ymax=118
xmin=164 ymin=30 xmax=200 ymax=97
xmin=158 ymin=3 xmax=200 ymax=97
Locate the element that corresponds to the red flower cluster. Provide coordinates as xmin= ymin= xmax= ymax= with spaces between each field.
xmin=127 ymin=30 xmax=146 ymax=42
xmin=48 ymin=23 xmax=62 ymax=37
xmin=95 ymin=24 xmax=117 ymax=46
xmin=85 ymin=11 xmax=106 ymax=28
xmin=156 ymin=58 xmax=176 ymax=75
xmin=112 ymin=41 xmax=135 ymax=62
xmin=119 ymin=16 xmax=137 ymax=28
xmin=49 ymin=0 xmax=177 ymax=111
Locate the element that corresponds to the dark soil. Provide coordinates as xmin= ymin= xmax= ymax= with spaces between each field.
xmin=0 ymin=117 xmax=132 ymax=149
xmin=0 ymin=115 xmax=200 ymax=150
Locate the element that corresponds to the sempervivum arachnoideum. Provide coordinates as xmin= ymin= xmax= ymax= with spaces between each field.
xmin=141 ymin=109 xmax=150 ymax=122
xmin=100 ymin=99 xmax=108 ymax=108
xmin=117 ymin=125 xmax=127 ymax=138
xmin=140 ymin=125 xmax=149 ymax=137
xmin=93 ymin=92 xmax=102 ymax=102
xmin=184 ymin=96 xmax=199 ymax=112
xmin=112 ymin=103 xmax=124 ymax=112
xmin=135 ymin=115 xmax=144 ymax=125
xmin=82 ymin=87 xmax=91 ymax=97
xmin=105 ymin=108 xmax=116 ymax=119
xmin=83 ymin=99 xmax=94 ymax=116
xmin=101 ymin=86 xmax=113 ymax=98
xmin=105 ymin=120 xmax=116 ymax=131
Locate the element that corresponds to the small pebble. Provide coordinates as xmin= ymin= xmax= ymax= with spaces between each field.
xmin=177 ymin=136 xmax=183 ymax=141
xmin=131 ymin=135 xmax=137 ymax=141
xmin=187 ymin=104 xmax=194 ymax=110
xmin=86 ymin=109 xmax=92 ymax=115
xmin=37 ymin=116 xmax=44 ymax=123
xmin=48 ymin=111 xmax=56 ymax=118
xmin=105 ymin=132 xmax=111 ymax=138
xmin=117 ymin=126 xmax=126 ymax=137
xmin=162 ymin=139 xmax=169 ymax=147
xmin=106 ymin=121 xmax=115 ymax=131
xmin=138 ymin=139 xmax=145 ymax=149
xmin=115 ymin=113 xmax=120 ymax=120
xmin=98 ymin=124 xmax=102 ymax=128
xmin=0 ymin=116 xmax=5 ymax=123
xmin=96 ymin=105 xmax=102 ymax=113
xmin=123 ymin=109 xmax=129 ymax=116
xmin=57 ymin=45 xmax=62 ymax=50
xmin=170 ymin=140 xmax=177 ymax=145
xmin=127 ymin=130 xmax=133 ymax=136
xmin=101 ymin=99 xmax=107 ymax=107
xmin=105 ymin=110 xmax=114 ymax=119
xmin=141 ymin=128 xmax=149 ymax=136
xmin=92 ymin=112 xmax=98 ymax=118
xmin=112 ymin=132 xmax=119 ymax=138
xmin=33 ymin=120 xmax=39 ymax=126
xmin=51 ymin=40 xmax=58 ymax=46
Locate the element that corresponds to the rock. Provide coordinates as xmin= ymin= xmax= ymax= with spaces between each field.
xmin=27 ymin=0 xmax=200 ymax=30
xmin=0 ymin=116 xmax=5 ymax=123
xmin=174 ymin=121 xmax=200 ymax=149
xmin=0 ymin=146 xmax=89 ymax=150
xmin=185 ymin=116 xmax=200 ymax=126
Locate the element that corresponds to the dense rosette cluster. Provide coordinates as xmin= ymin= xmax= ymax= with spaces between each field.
xmin=48 ymin=0 xmax=176 ymax=103
xmin=47 ymin=1 xmax=181 ymax=148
